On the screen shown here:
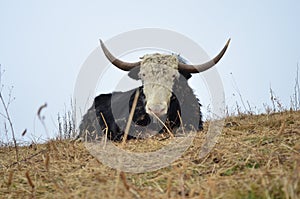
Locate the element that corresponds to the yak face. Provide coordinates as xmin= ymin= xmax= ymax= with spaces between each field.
xmin=137 ymin=54 xmax=180 ymax=117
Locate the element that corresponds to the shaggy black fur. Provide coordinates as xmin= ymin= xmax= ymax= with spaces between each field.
xmin=78 ymin=70 xmax=203 ymax=141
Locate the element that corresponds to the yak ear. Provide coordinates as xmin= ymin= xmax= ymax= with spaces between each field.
xmin=179 ymin=70 xmax=192 ymax=80
xmin=128 ymin=66 xmax=141 ymax=80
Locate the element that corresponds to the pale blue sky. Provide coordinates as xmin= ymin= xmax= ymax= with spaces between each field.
xmin=0 ymin=1 xmax=299 ymax=142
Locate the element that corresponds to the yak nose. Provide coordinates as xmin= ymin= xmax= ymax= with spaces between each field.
xmin=147 ymin=104 xmax=167 ymax=116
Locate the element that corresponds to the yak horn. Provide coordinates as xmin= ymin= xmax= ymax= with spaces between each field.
xmin=178 ymin=38 xmax=231 ymax=73
xmin=100 ymin=39 xmax=140 ymax=71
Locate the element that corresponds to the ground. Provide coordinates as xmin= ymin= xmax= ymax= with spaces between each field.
xmin=0 ymin=111 xmax=300 ymax=199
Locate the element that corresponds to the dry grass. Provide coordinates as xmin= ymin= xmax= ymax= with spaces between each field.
xmin=1 ymin=111 xmax=300 ymax=199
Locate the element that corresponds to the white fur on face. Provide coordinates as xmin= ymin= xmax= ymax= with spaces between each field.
xmin=139 ymin=54 xmax=180 ymax=116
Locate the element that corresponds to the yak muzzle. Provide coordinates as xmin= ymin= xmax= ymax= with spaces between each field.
xmin=146 ymin=103 xmax=168 ymax=117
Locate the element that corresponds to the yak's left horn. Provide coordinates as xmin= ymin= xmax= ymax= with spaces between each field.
xmin=100 ymin=39 xmax=141 ymax=71
xmin=178 ymin=38 xmax=231 ymax=73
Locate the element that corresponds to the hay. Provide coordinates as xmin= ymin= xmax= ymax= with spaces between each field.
xmin=0 ymin=111 xmax=299 ymax=198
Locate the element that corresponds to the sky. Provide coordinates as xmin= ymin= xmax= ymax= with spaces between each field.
xmin=0 ymin=0 xmax=299 ymax=143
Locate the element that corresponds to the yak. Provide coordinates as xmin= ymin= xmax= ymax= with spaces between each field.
xmin=78 ymin=39 xmax=230 ymax=141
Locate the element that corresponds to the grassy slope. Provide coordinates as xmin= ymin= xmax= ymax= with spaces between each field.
xmin=0 ymin=111 xmax=300 ymax=199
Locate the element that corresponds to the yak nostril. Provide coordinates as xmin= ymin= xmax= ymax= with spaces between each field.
xmin=147 ymin=105 xmax=166 ymax=116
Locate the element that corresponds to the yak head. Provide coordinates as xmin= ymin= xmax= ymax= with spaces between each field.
xmin=138 ymin=54 xmax=179 ymax=116
xmin=100 ymin=39 xmax=230 ymax=116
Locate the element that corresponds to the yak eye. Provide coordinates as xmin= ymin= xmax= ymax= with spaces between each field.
xmin=139 ymin=73 xmax=145 ymax=78
xmin=172 ymin=74 xmax=176 ymax=78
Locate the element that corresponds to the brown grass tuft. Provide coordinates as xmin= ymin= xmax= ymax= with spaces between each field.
xmin=7 ymin=170 xmax=14 ymax=189
xmin=25 ymin=170 xmax=35 ymax=198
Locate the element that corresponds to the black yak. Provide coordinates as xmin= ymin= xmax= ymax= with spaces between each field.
xmin=78 ymin=39 xmax=230 ymax=141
